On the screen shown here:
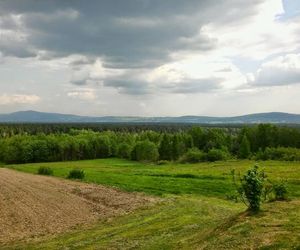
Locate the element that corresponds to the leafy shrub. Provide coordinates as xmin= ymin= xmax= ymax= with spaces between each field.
xmin=232 ymin=165 xmax=266 ymax=212
xmin=68 ymin=168 xmax=85 ymax=179
xmin=131 ymin=140 xmax=159 ymax=162
xmin=206 ymin=148 xmax=228 ymax=162
xmin=37 ymin=166 xmax=53 ymax=176
xmin=273 ymin=182 xmax=288 ymax=200
xmin=255 ymin=148 xmax=267 ymax=160
xmin=255 ymin=147 xmax=300 ymax=161
xmin=179 ymin=148 xmax=206 ymax=163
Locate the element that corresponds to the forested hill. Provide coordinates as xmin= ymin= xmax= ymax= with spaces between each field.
xmin=0 ymin=110 xmax=300 ymax=124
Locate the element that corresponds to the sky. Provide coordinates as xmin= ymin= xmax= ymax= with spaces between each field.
xmin=0 ymin=0 xmax=300 ymax=117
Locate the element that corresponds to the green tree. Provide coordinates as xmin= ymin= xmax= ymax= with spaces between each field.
xmin=171 ymin=135 xmax=180 ymax=160
xmin=116 ymin=142 xmax=132 ymax=159
xmin=206 ymin=148 xmax=228 ymax=162
xmin=189 ymin=127 xmax=204 ymax=149
xmin=133 ymin=140 xmax=159 ymax=162
xmin=238 ymin=135 xmax=251 ymax=159
xmin=95 ymin=135 xmax=112 ymax=158
xmin=159 ymin=134 xmax=172 ymax=160
xmin=179 ymin=148 xmax=206 ymax=163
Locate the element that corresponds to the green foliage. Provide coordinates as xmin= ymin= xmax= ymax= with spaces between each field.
xmin=171 ymin=135 xmax=180 ymax=160
xmin=0 ymin=123 xmax=300 ymax=165
xmin=68 ymin=168 xmax=85 ymax=179
xmin=232 ymin=165 xmax=266 ymax=212
xmin=116 ymin=142 xmax=132 ymax=159
xmin=179 ymin=148 xmax=206 ymax=163
xmin=273 ymin=182 xmax=288 ymax=201
xmin=256 ymin=147 xmax=300 ymax=161
xmin=203 ymin=129 xmax=229 ymax=152
xmin=158 ymin=134 xmax=173 ymax=160
xmin=238 ymin=135 xmax=251 ymax=159
xmin=95 ymin=135 xmax=113 ymax=158
xmin=231 ymin=165 xmax=289 ymax=209
xmin=255 ymin=148 xmax=266 ymax=160
xmin=158 ymin=134 xmax=180 ymax=161
xmin=37 ymin=166 xmax=53 ymax=176
xmin=189 ymin=127 xmax=204 ymax=149
xmin=132 ymin=140 xmax=159 ymax=162
xmin=206 ymin=148 xmax=228 ymax=162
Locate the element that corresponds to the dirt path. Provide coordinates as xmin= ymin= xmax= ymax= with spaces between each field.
xmin=0 ymin=168 xmax=154 ymax=245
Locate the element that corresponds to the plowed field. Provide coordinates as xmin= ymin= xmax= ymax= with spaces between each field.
xmin=0 ymin=168 xmax=153 ymax=244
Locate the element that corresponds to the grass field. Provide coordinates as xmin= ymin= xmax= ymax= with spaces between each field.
xmin=4 ymin=159 xmax=300 ymax=249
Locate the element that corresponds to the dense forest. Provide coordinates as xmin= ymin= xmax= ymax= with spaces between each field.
xmin=0 ymin=123 xmax=300 ymax=164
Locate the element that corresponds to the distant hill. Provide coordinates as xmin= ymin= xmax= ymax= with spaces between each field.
xmin=0 ymin=110 xmax=300 ymax=124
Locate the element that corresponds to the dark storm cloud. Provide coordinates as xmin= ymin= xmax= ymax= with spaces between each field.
xmin=104 ymin=76 xmax=223 ymax=95
xmin=104 ymin=79 xmax=151 ymax=95
xmin=70 ymin=57 xmax=95 ymax=67
xmin=0 ymin=15 xmax=20 ymax=30
xmin=0 ymin=13 xmax=36 ymax=58
xmin=0 ymin=0 xmax=263 ymax=67
xmin=0 ymin=0 xmax=265 ymax=95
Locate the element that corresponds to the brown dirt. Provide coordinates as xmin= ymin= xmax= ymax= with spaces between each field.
xmin=0 ymin=168 xmax=155 ymax=245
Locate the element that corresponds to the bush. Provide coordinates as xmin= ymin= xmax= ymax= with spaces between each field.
xmin=255 ymin=148 xmax=267 ymax=160
xmin=37 ymin=166 xmax=53 ymax=176
xmin=179 ymin=148 xmax=206 ymax=163
xmin=131 ymin=140 xmax=159 ymax=162
xmin=255 ymin=147 xmax=300 ymax=161
xmin=206 ymin=148 xmax=228 ymax=162
xmin=68 ymin=168 xmax=85 ymax=179
xmin=273 ymin=182 xmax=288 ymax=200
xmin=232 ymin=165 xmax=266 ymax=212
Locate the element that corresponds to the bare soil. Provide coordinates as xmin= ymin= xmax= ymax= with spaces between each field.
xmin=0 ymin=168 xmax=154 ymax=244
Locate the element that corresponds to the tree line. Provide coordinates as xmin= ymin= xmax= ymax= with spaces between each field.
xmin=0 ymin=124 xmax=299 ymax=164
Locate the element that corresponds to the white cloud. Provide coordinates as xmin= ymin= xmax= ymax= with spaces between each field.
xmin=251 ymin=53 xmax=300 ymax=86
xmin=0 ymin=94 xmax=40 ymax=105
xmin=67 ymin=88 xmax=97 ymax=101
xmin=70 ymin=58 xmax=125 ymax=85
xmin=150 ymin=56 xmax=247 ymax=90
xmin=199 ymin=0 xmax=299 ymax=60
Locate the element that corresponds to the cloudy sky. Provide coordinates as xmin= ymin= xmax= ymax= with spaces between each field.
xmin=0 ymin=0 xmax=300 ymax=116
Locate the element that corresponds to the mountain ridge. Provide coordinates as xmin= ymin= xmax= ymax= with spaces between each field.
xmin=0 ymin=110 xmax=300 ymax=124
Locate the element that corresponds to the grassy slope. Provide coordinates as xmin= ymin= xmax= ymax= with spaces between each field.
xmin=7 ymin=159 xmax=300 ymax=197
xmin=4 ymin=159 xmax=300 ymax=249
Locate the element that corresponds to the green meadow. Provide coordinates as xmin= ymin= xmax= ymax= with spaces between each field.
xmin=5 ymin=159 xmax=300 ymax=249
